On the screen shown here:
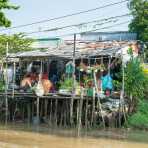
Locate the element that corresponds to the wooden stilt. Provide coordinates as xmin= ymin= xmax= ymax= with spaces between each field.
xmin=12 ymin=62 xmax=16 ymax=98
xmin=37 ymin=97 xmax=40 ymax=124
xmin=40 ymin=100 xmax=42 ymax=118
xmin=66 ymin=99 xmax=69 ymax=127
xmin=63 ymin=100 xmax=67 ymax=127
xmin=85 ymin=96 xmax=88 ymax=130
xmin=54 ymin=99 xmax=58 ymax=127
xmin=59 ymin=101 xmax=63 ymax=127
xmin=93 ymin=71 xmax=105 ymax=128
xmin=27 ymin=102 xmax=31 ymax=124
xmin=59 ymin=108 xmax=63 ymax=127
xmin=76 ymin=99 xmax=79 ymax=126
xmin=44 ymin=99 xmax=48 ymax=120
xmin=49 ymin=99 xmax=52 ymax=126
xmin=31 ymin=100 xmax=34 ymax=122
xmin=77 ymin=87 xmax=84 ymax=137
xmin=91 ymin=87 xmax=95 ymax=126
xmin=70 ymin=34 xmax=76 ymax=126
xmin=70 ymin=98 xmax=74 ymax=126
xmin=22 ymin=103 xmax=25 ymax=122
xmin=5 ymin=43 xmax=9 ymax=125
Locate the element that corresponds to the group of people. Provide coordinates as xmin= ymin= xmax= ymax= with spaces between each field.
xmin=21 ymin=72 xmax=53 ymax=95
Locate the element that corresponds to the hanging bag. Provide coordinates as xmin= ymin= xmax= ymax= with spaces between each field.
xmin=35 ymin=74 xmax=44 ymax=97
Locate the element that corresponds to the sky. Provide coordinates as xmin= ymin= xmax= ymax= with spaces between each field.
xmin=1 ymin=0 xmax=131 ymax=39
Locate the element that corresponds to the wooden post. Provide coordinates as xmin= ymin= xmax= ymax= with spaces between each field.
xmin=119 ymin=51 xmax=127 ymax=126
xmin=59 ymin=101 xmax=63 ymax=127
xmin=77 ymin=87 xmax=84 ymax=137
xmin=44 ymin=99 xmax=48 ymax=120
xmin=49 ymin=99 xmax=52 ymax=126
xmin=85 ymin=96 xmax=88 ymax=130
xmin=66 ymin=99 xmax=69 ymax=127
xmin=37 ymin=97 xmax=40 ymax=124
xmin=91 ymin=87 xmax=95 ymax=126
xmin=63 ymin=100 xmax=67 ymax=127
xmin=27 ymin=102 xmax=31 ymax=124
xmin=54 ymin=99 xmax=58 ymax=127
xmin=22 ymin=103 xmax=25 ymax=121
xmin=40 ymin=100 xmax=43 ymax=118
xmin=93 ymin=71 xmax=105 ymax=128
xmin=76 ymin=99 xmax=79 ymax=126
xmin=5 ymin=42 xmax=9 ymax=125
xmin=70 ymin=34 xmax=76 ymax=126
xmin=12 ymin=62 xmax=16 ymax=98
xmin=31 ymin=100 xmax=34 ymax=122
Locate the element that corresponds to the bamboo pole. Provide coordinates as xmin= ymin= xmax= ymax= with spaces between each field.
xmin=91 ymin=87 xmax=95 ymax=126
xmin=27 ymin=102 xmax=31 ymax=124
xmin=44 ymin=99 xmax=48 ymax=120
xmin=77 ymin=87 xmax=84 ymax=137
xmin=40 ymin=100 xmax=43 ymax=118
xmin=59 ymin=101 xmax=63 ymax=127
xmin=22 ymin=103 xmax=25 ymax=121
xmin=5 ymin=42 xmax=9 ymax=125
xmin=12 ymin=62 xmax=16 ymax=98
xmin=108 ymin=56 xmax=111 ymax=75
xmin=70 ymin=34 xmax=76 ymax=126
xmin=36 ymin=97 xmax=40 ymax=124
xmin=120 ymin=51 xmax=127 ymax=125
xmin=93 ymin=71 xmax=105 ymax=128
xmin=49 ymin=99 xmax=52 ymax=126
xmin=64 ymin=100 xmax=67 ymax=127
xmin=76 ymin=99 xmax=79 ymax=125
xmin=31 ymin=101 xmax=34 ymax=122
xmin=54 ymin=99 xmax=58 ymax=127
xmin=85 ymin=96 xmax=88 ymax=130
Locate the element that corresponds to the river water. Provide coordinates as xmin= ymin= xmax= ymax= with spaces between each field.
xmin=0 ymin=126 xmax=148 ymax=148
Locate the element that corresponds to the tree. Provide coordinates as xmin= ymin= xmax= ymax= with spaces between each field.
xmin=0 ymin=33 xmax=34 ymax=57
xmin=128 ymin=0 xmax=148 ymax=41
xmin=124 ymin=57 xmax=148 ymax=113
xmin=0 ymin=0 xmax=19 ymax=27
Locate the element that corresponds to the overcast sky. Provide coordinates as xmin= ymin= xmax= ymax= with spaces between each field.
xmin=1 ymin=0 xmax=131 ymax=39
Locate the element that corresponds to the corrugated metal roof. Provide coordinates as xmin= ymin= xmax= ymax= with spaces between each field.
xmin=8 ymin=41 xmax=135 ymax=59
xmin=81 ymin=31 xmax=137 ymax=41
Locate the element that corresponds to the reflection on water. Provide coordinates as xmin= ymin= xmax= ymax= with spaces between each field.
xmin=0 ymin=128 xmax=148 ymax=148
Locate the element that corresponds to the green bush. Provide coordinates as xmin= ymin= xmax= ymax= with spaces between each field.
xmin=127 ymin=100 xmax=148 ymax=129
xmin=60 ymin=78 xmax=73 ymax=91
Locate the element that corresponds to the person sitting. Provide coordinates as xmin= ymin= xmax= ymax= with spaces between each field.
xmin=20 ymin=74 xmax=32 ymax=91
xmin=41 ymin=73 xmax=53 ymax=94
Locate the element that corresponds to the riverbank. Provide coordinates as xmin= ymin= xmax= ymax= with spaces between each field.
xmin=0 ymin=126 xmax=148 ymax=148
xmin=0 ymin=123 xmax=148 ymax=144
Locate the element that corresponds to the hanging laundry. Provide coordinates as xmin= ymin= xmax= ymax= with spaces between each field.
xmin=101 ymin=74 xmax=113 ymax=91
xmin=3 ymin=65 xmax=13 ymax=85
xmin=27 ymin=62 xmax=33 ymax=73
xmin=65 ymin=61 xmax=75 ymax=74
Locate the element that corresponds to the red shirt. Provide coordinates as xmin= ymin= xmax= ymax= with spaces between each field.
xmin=42 ymin=73 xmax=48 ymax=80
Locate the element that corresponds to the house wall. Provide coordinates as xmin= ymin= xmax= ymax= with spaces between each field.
xmin=31 ymin=38 xmax=62 ymax=49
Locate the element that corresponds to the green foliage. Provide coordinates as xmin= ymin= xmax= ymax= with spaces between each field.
xmin=127 ymin=100 xmax=148 ymax=129
xmin=124 ymin=58 xmax=148 ymax=99
xmin=60 ymin=78 xmax=73 ymax=90
xmin=0 ymin=33 xmax=34 ymax=57
xmin=113 ymin=80 xmax=122 ymax=91
xmin=0 ymin=0 xmax=19 ymax=27
xmin=128 ymin=0 xmax=148 ymax=41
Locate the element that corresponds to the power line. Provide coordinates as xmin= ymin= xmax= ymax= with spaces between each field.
xmin=0 ymin=0 xmax=129 ymax=32
xmin=81 ymin=21 xmax=130 ymax=34
xmin=25 ymin=13 xmax=130 ymax=35
xmin=52 ymin=20 xmax=130 ymax=38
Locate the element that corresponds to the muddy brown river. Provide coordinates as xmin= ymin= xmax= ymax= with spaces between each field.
xmin=0 ymin=128 xmax=148 ymax=148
